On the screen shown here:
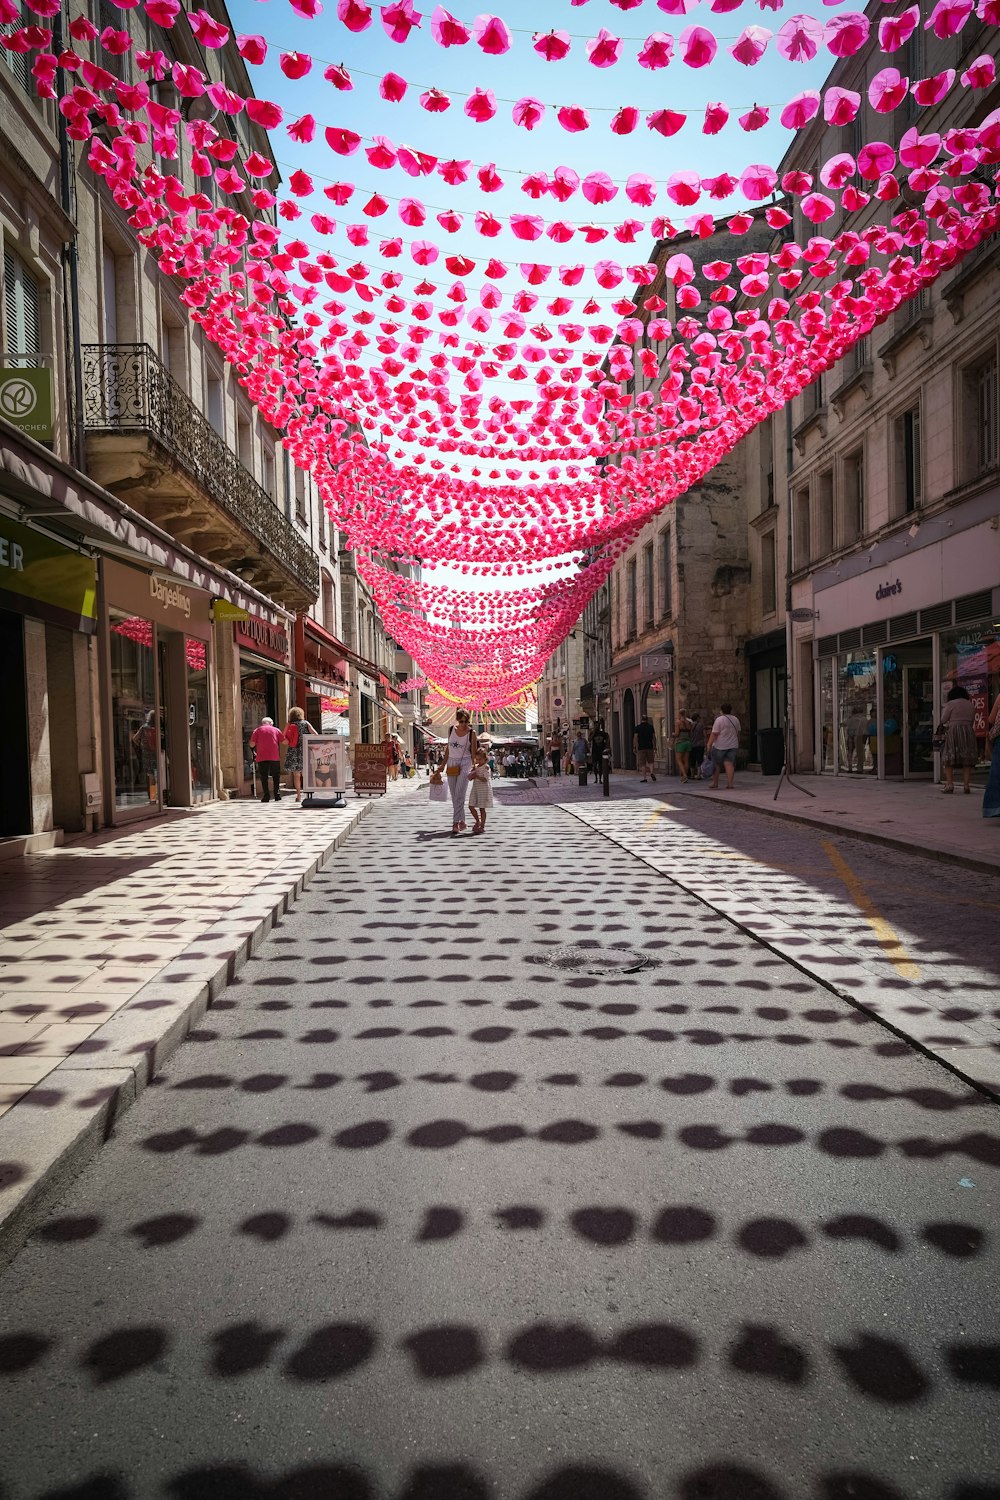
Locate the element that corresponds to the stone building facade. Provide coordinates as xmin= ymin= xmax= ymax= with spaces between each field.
xmin=0 ymin=0 xmax=400 ymax=844
xmin=742 ymin=0 xmax=1000 ymax=781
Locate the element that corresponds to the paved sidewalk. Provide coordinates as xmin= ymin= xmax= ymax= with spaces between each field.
xmin=0 ymin=785 xmax=410 ymax=1261
xmin=495 ymin=768 xmax=1000 ymax=873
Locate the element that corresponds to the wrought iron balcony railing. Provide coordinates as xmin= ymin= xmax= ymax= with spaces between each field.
xmin=81 ymin=343 xmax=319 ymax=598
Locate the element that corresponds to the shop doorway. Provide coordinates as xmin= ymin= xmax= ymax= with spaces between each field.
xmin=622 ymin=689 xmax=636 ymax=769
xmin=882 ymin=640 xmax=934 ymax=778
xmin=0 ymin=609 xmax=32 ymax=836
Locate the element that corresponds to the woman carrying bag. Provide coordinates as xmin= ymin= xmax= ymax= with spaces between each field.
xmin=444 ymin=709 xmax=477 ymax=836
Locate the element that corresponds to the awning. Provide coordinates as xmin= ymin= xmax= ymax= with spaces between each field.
xmin=0 ymin=417 xmax=291 ymax=624
xmin=303 ymin=617 xmax=348 ymax=687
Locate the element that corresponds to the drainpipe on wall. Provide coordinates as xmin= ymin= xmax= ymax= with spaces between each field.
xmin=784 ymin=404 xmax=796 ymax=772
xmin=54 ymin=13 xmax=85 ymax=470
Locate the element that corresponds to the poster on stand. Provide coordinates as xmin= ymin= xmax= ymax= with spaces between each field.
xmin=303 ymin=736 xmax=348 ymax=798
xmin=352 ymin=743 xmax=388 ymax=797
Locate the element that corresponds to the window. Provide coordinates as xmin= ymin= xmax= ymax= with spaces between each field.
xmin=3 ymin=248 xmax=40 ymax=365
xmin=206 ymin=371 xmax=224 ymax=435
xmin=842 ymin=448 xmax=864 ymax=544
xmin=1 ymin=3 xmax=31 ymax=92
xmin=262 ymin=446 xmax=276 ymax=500
xmin=159 ymin=315 xmax=186 ymax=388
xmin=793 ymin=486 xmax=811 ymax=570
xmin=99 ymin=0 xmax=131 ymax=81
xmin=816 ymin=468 xmax=834 ymax=558
xmin=642 ymin=544 xmax=654 ymax=629
xmin=851 ymin=333 xmax=870 ymax=373
xmin=626 ymin=558 xmax=637 ymax=640
xmin=804 ymin=371 xmax=823 ymax=414
xmin=294 ymin=468 xmax=307 ymax=523
xmin=761 ymin=416 xmax=775 ymax=510
xmin=321 ymin=574 xmax=336 ymax=632
xmin=237 ymin=410 xmax=253 ymax=473
xmin=892 ymin=406 xmax=921 ymax=515
xmin=963 ymin=353 xmax=998 ymax=479
xmin=659 ymin=528 xmax=672 ymax=619
xmin=760 ymin=530 xmax=777 ymax=617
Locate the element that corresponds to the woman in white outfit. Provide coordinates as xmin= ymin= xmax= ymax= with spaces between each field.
xmin=445 ymin=710 xmax=477 ymax=835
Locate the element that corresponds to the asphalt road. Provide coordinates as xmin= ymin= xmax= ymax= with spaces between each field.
xmin=1 ymin=793 xmax=998 ymax=1500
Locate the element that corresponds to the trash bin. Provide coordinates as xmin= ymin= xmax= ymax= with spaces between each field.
xmin=758 ymin=727 xmax=785 ymax=776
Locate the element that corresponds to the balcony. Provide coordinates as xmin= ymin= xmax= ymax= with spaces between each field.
xmin=81 ymin=344 xmax=319 ymax=608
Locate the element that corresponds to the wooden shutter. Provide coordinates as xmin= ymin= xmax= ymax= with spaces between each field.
xmin=3 ymin=247 xmax=40 ymax=363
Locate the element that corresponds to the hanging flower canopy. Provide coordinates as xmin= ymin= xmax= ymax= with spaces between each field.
xmin=14 ymin=0 xmax=999 ymax=706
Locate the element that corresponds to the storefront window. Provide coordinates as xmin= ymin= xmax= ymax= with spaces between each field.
xmin=110 ymin=612 xmax=158 ymax=808
xmin=642 ymin=680 xmax=668 ymax=765
xmin=819 ymin=657 xmax=834 ymax=771
xmin=837 ymin=651 xmax=876 ymax=775
xmin=240 ymin=668 xmax=274 ymax=783
xmin=881 ymin=652 xmax=904 ymax=777
xmin=941 ymin=623 xmax=999 ymax=777
xmin=187 ymin=637 xmax=212 ymax=799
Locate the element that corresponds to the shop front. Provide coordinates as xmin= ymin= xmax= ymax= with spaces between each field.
xmin=234 ymin=616 xmax=292 ymax=795
xmin=811 ymin=524 xmax=999 ymax=782
xmin=300 ymin=619 xmax=350 ymax=736
xmin=0 ymin=515 xmax=98 ymax=840
xmin=611 ymin=646 xmax=674 ymax=770
xmin=102 ymin=559 xmax=215 ymax=819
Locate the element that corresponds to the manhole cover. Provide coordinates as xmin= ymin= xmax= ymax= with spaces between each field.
xmin=527 ymin=944 xmax=651 ymax=976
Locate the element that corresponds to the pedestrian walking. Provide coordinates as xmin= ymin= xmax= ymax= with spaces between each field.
xmin=984 ymin=691 xmax=1000 ymax=820
xmin=282 ymin=706 xmax=317 ymax=803
xmin=706 ymin=703 xmax=741 ymax=790
xmin=938 ymin=685 xmax=977 ymax=795
xmin=688 ymin=711 xmax=706 ymax=780
xmin=468 ymin=747 xmax=494 ymax=834
xmin=548 ymin=728 xmax=563 ymax=777
xmin=633 ymin=715 xmax=657 ymax=782
xmin=590 ymin=720 xmax=611 ymax=783
xmin=570 ymin=730 xmax=589 ymax=779
xmin=249 ymin=716 xmax=285 ymax=803
xmin=445 ymin=709 xmax=477 ymax=835
xmin=673 ymin=711 xmax=694 ymax=783
xmin=384 ymin=734 xmax=401 ymax=782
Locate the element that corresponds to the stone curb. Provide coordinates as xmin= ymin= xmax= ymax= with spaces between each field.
xmin=667 ymin=784 xmax=1000 ymax=878
xmin=0 ymin=800 xmax=373 ymax=1268
xmin=561 ymin=803 xmax=1000 ymax=1108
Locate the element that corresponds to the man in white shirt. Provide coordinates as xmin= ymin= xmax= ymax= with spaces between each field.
xmin=706 ymin=703 xmax=741 ymax=790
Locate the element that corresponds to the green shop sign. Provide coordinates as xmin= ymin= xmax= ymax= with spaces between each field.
xmin=0 ymin=517 xmax=97 ymax=633
xmin=0 ymin=367 xmax=54 ymax=441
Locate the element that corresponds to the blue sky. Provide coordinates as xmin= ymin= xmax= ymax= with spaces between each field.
xmin=231 ymin=0 xmax=840 ymax=301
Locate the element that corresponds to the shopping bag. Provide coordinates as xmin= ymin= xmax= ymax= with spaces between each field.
xmin=701 ymin=756 xmax=715 ymax=780
xmin=429 ymin=779 xmax=448 ymax=802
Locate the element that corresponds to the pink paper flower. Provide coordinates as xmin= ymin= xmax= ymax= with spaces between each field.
xmin=512 ymin=96 xmax=545 ymax=130
xmin=703 ymin=102 xmax=729 ymax=133
xmin=533 ymin=29 xmax=570 ymax=59
xmin=557 ymin=105 xmax=590 ymax=132
xmin=730 ymin=25 xmax=771 ymax=64
xmin=824 ymin=11 xmax=869 ymax=57
xmin=587 ymin=27 xmax=621 ymax=66
xmin=380 ymin=70 xmax=407 ymax=101
xmin=869 ymin=67 xmax=909 ymax=113
xmin=637 ymin=32 xmax=673 ymax=68
xmin=474 ymin=14 xmax=512 ymax=54
xmin=780 ymin=91 xmax=820 ymax=128
xmin=611 ymin=106 xmax=639 ymax=134
xmin=823 ymin=87 xmax=859 ymax=125
xmin=680 ymin=25 xmax=717 ymax=66
xmin=420 ymin=87 xmax=450 ymax=111
xmin=776 ymin=13 xmax=823 ymax=61
xmin=431 ymin=5 xmax=469 ymax=45
xmin=337 ymin=0 xmax=371 ymax=30
xmin=647 ymin=108 xmax=686 ymax=135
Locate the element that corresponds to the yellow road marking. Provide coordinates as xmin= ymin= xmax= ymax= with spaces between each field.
xmin=821 ymin=840 xmax=921 ymax=980
xmin=642 ymin=805 xmax=684 ymax=826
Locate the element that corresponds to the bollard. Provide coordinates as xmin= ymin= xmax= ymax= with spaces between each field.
xmin=602 ymin=752 xmax=611 ymax=798
xmin=578 ymin=766 xmax=588 ymax=787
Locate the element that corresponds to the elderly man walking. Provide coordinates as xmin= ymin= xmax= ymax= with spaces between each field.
xmin=250 ymin=716 xmax=286 ymax=803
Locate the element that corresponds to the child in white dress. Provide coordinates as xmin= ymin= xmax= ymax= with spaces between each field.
xmin=468 ymin=749 xmax=494 ymax=834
